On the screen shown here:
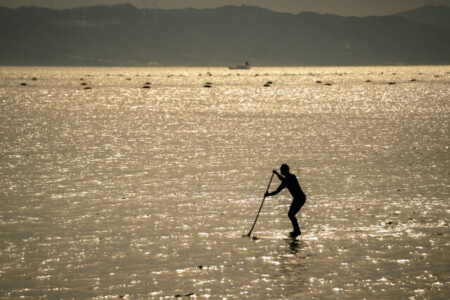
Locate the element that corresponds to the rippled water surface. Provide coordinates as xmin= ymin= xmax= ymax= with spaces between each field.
xmin=1 ymin=66 xmax=449 ymax=299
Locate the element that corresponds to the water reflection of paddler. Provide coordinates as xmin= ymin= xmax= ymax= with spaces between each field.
xmin=265 ymin=164 xmax=306 ymax=238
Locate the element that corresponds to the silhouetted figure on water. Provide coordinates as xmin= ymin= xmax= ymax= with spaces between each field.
xmin=265 ymin=164 xmax=306 ymax=238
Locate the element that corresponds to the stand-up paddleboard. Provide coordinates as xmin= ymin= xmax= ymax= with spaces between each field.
xmin=251 ymin=232 xmax=301 ymax=241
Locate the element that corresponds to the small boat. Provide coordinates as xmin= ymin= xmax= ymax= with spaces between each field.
xmin=228 ymin=61 xmax=250 ymax=70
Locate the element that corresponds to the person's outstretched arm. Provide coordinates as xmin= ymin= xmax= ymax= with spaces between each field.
xmin=265 ymin=181 xmax=285 ymax=197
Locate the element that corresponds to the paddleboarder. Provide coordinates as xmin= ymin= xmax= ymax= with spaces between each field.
xmin=265 ymin=164 xmax=306 ymax=237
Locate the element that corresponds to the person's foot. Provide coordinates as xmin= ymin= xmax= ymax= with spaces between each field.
xmin=289 ymin=231 xmax=301 ymax=237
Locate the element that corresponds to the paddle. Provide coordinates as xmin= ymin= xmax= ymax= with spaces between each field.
xmin=243 ymin=173 xmax=274 ymax=237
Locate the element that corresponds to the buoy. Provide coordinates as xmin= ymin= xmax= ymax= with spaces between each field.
xmin=142 ymin=85 xmax=150 ymax=89
xmin=388 ymin=82 xmax=396 ymax=85
xmin=316 ymin=80 xmax=322 ymax=84
xmin=263 ymin=83 xmax=270 ymax=87
xmin=84 ymin=87 xmax=92 ymax=90
xmin=325 ymin=83 xmax=332 ymax=86
xmin=20 ymin=83 xmax=27 ymax=86
xmin=32 ymin=77 xmax=37 ymax=81
xmin=203 ymin=84 xmax=212 ymax=88
xmin=81 ymin=82 xmax=87 ymax=86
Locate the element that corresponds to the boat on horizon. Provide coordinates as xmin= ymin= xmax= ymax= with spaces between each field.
xmin=228 ymin=61 xmax=250 ymax=70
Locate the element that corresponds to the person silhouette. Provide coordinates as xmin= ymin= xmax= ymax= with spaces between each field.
xmin=265 ymin=164 xmax=306 ymax=237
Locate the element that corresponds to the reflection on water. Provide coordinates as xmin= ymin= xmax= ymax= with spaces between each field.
xmin=0 ymin=66 xmax=449 ymax=299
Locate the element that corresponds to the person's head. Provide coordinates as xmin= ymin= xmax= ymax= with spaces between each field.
xmin=280 ymin=164 xmax=290 ymax=176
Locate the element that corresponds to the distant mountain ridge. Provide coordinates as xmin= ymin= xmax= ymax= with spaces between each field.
xmin=395 ymin=5 xmax=450 ymax=28
xmin=0 ymin=4 xmax=449 ymax=66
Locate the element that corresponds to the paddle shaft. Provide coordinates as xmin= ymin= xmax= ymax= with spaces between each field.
xmin=246 ymin=173 xmax=275 ymax=236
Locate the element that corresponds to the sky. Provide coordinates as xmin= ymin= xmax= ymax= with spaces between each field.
xmin=0 ymin=0 xmax=449 ymax=16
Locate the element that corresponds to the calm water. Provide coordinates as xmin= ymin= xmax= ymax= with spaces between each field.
xmin=0 ymin=66 xmax=449 ymax=299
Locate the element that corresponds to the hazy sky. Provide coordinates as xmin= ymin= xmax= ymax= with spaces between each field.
xmin=0 ymin=0 xmax=449 ymax=16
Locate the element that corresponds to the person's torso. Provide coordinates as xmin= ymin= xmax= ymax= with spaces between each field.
xmin=284 ymin=174 xmax=305 ymax=199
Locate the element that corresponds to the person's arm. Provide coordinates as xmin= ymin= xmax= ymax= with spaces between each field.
xmin=273 ymin=170 xmax=285 ymax=182
xmin=265 ymin=182 xmax=285 ymax=197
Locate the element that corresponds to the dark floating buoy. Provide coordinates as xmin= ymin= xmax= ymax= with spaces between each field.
xmin=388 ymin=82 xmax=396 ymax=85
xmin=365 ymin=80 xmax=372 ymax=83
xmin=81 ymin=82 xmax=87 ymax=86
xmin=142 ymin=85 xmax=150 ymax=89
xmin=316 ymin=80 xmax=322 ymax=84
xmin=411 ymin=79 xmax=417 ymax=82
xmin=203 ymin=84 xmax=212 ymax=88
xmin=266 ymin=81 xmax=273 ymax=85
xmin=175 ymin=293 xmax=195 ymax=298
xmin=144 ymin=82 xmax=151 ymax=85
xmin=20 ymin=82 xmax=27 ymax=86
xmin=84 ymin=86 xmax=92 ymax=90
xmin=31 ymin=77 xmax=37 ymax=81
xmin=325 ymin=83 xmax=332 ymax=86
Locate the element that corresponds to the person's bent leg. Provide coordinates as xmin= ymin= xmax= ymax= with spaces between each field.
xmin=288 ymin=202 xmax=301 ymax=235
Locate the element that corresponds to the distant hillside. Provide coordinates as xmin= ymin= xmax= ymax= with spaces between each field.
xmin=396 ymin=5 xmax=450 ymax=28
xmin=0 ymin=4 xmax=449 ymax=66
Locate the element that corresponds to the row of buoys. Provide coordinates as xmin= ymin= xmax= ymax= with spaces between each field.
xmin=16 ymin=72 xmax=444 ymax=88
xmin=15 ymin=80 xmax=403 ymax=88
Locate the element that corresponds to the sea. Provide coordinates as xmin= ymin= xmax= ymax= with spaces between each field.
xmin=0 ymin=66 xmax=449 ymax=299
